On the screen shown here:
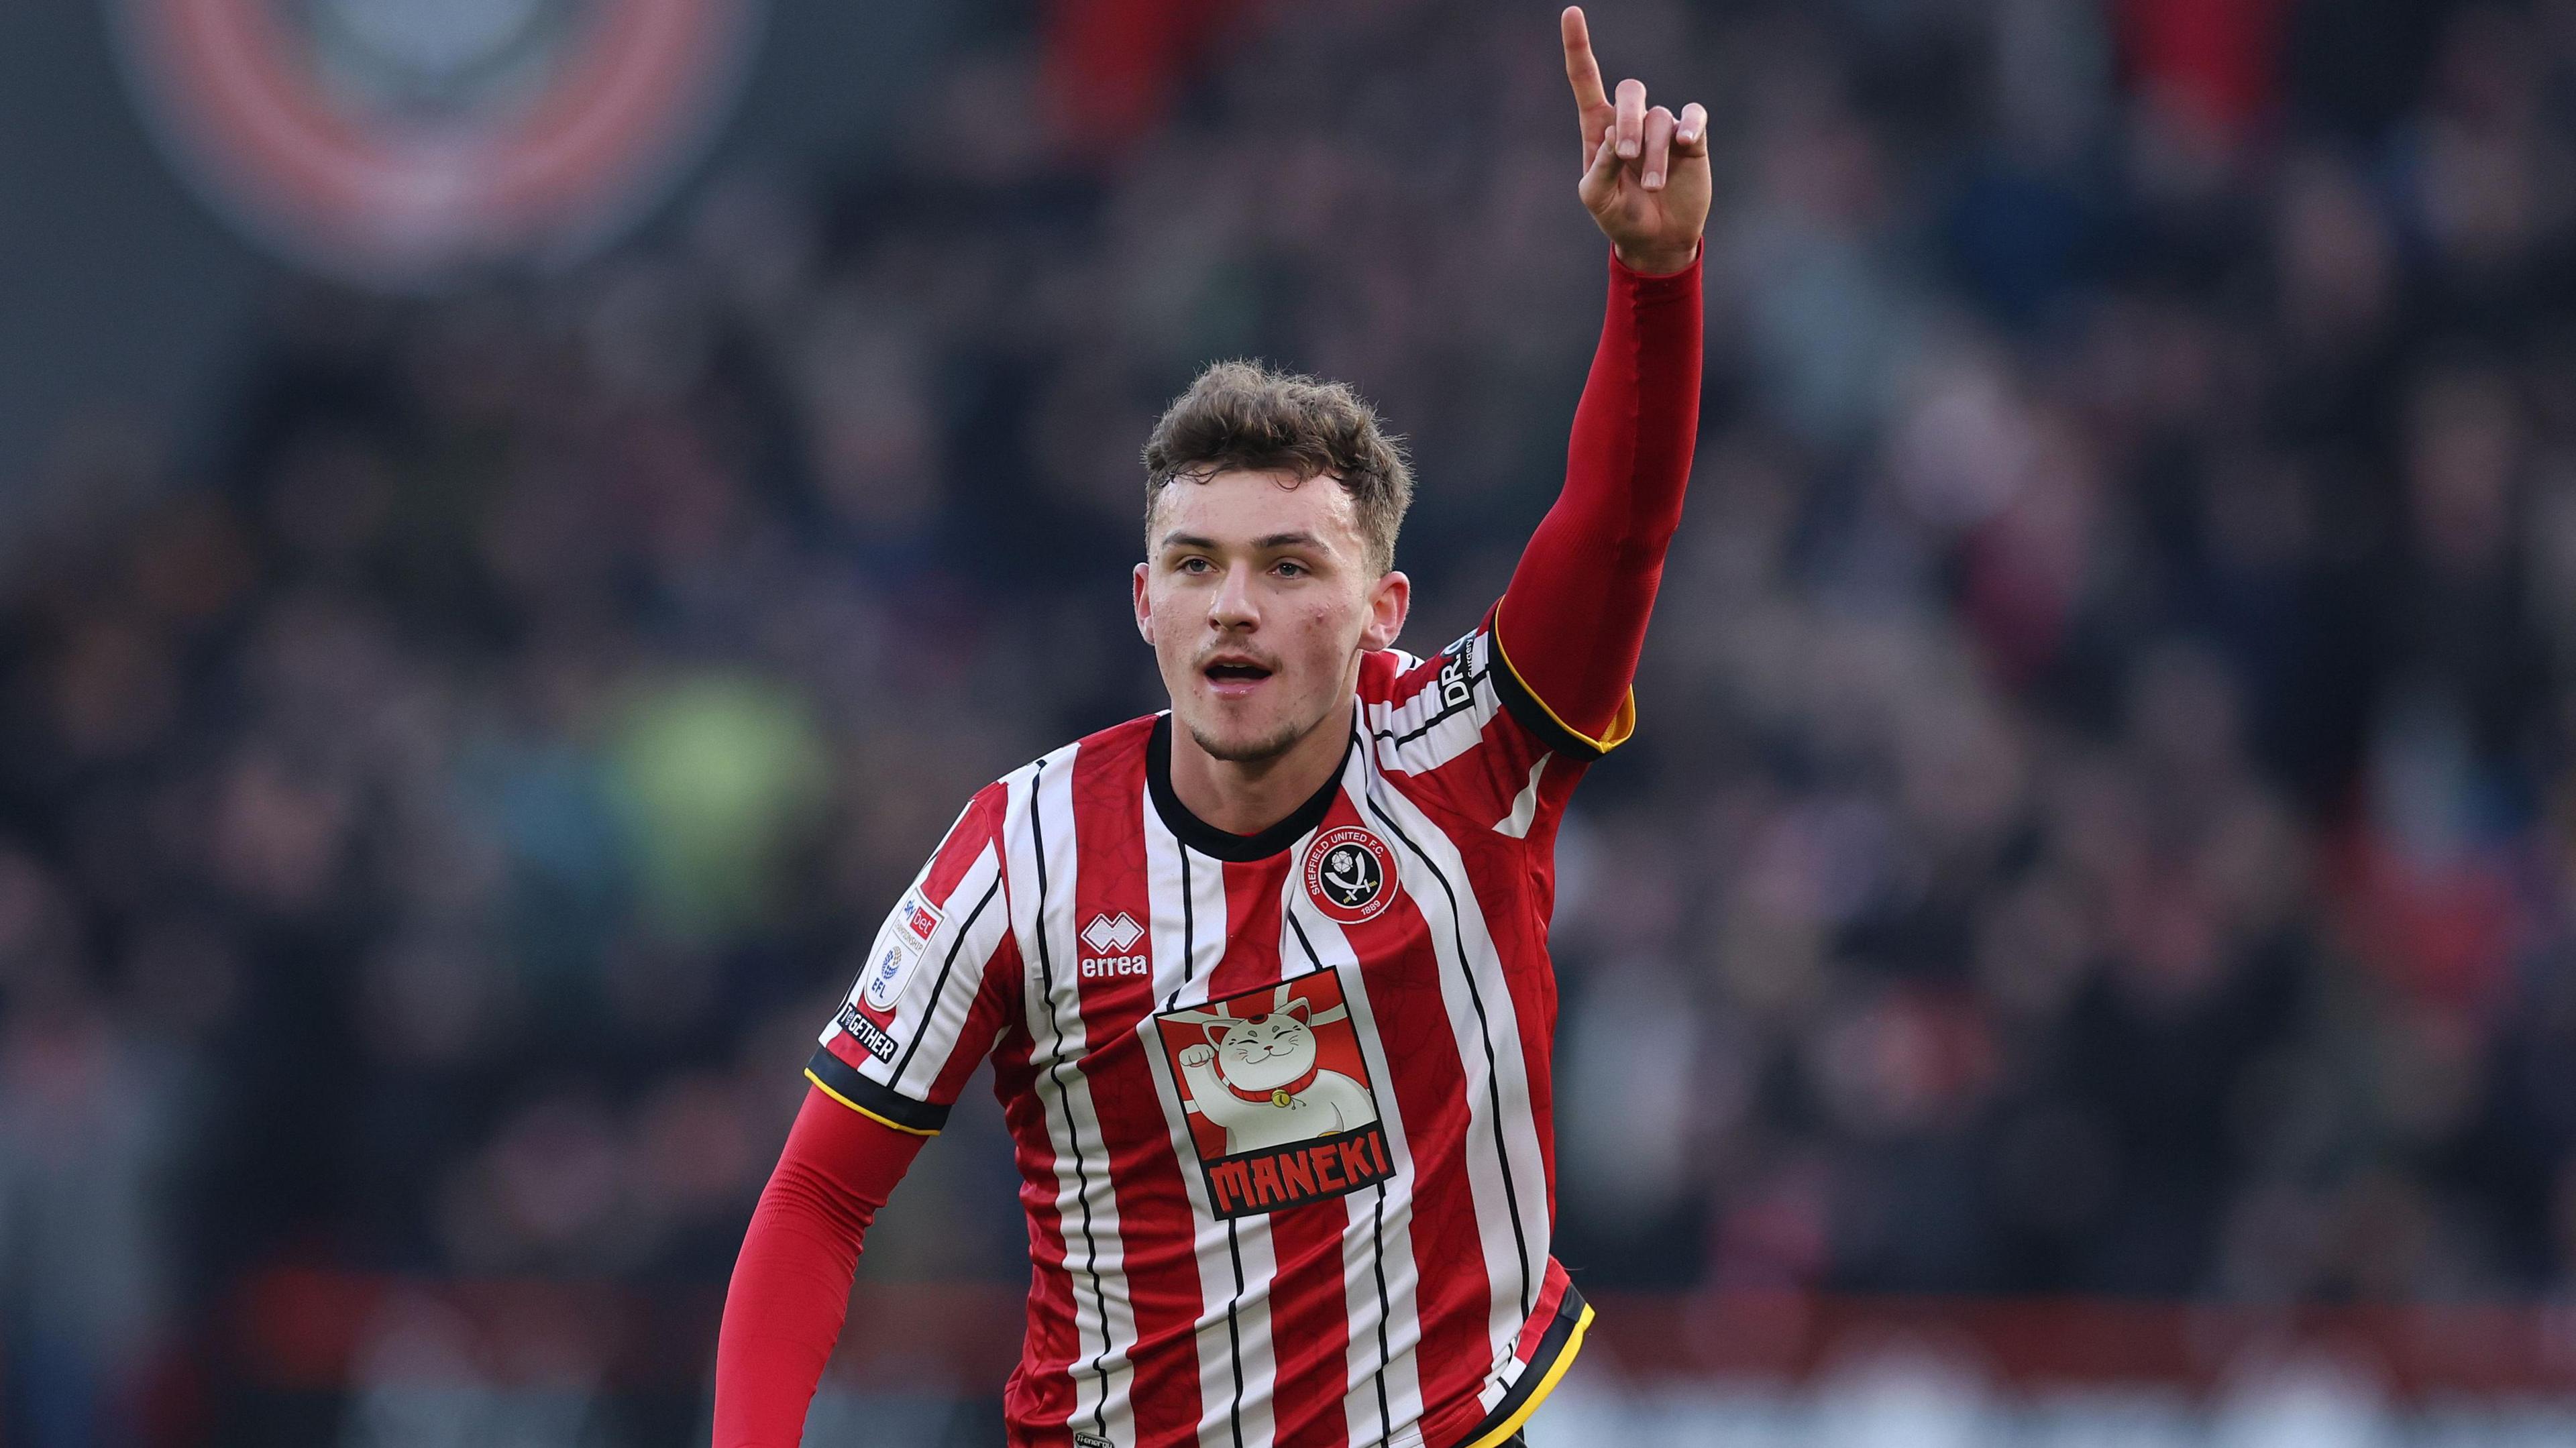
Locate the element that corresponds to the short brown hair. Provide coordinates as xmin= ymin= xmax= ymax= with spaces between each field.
xmin=1142 ymin=360 xmax=1413 ymax=573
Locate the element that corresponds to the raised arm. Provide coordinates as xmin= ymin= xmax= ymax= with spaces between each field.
xmin=1492 ymin=7 xmax=1710 ymax=746
xmin=714 ymin=1088 xmax=927 ymax=1447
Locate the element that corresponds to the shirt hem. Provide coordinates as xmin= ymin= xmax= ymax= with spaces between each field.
xmin=1446 ymin=1286 xmax=1594 ymax=1448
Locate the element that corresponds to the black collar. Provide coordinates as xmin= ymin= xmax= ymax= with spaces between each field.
xmin=1146 ymin=714 xmax=1352 ymax=861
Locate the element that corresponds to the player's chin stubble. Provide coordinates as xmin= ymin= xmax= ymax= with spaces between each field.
xmin=1184 ymin=681 xmax=1335 ymax=765
xmin=1185 ymin=715 xmax=1310 ymax=765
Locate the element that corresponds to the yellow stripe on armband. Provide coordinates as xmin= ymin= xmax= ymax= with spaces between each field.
xmin=1489 ymin=622 xmax=1637 ymax=754
xmin=804 ymin=1067 xmax=942 ymax=1137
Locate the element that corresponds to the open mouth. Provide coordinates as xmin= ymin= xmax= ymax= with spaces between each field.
xmin=1201 ymin=659 xmax=1275 ymax=695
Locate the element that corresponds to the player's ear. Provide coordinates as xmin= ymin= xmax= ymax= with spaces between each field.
xmin=1132 ymin=560 xmax=1154 ymax=643
xmin=1360 ymin=569 xmax=1410 ymax=653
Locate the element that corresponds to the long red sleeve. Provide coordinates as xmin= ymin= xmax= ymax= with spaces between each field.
xmin=1494 ymin=243 xmax=1705 ymax=742
xmin=714 ymin=1087 xmax=929 ymax=1447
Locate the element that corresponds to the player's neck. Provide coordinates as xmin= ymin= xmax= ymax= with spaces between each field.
xmin=1166 ymin=698 xmax=1354 ymax=839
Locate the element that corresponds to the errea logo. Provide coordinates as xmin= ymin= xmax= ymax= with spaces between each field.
xmin=1079 ymin=911 xmax=1148 ymax=982
xmin=1081 ymin=912 xmax=1142 ymax=954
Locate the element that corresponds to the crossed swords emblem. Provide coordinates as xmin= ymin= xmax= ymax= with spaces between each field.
xmin=1322 ymin=846 xmax=1376 ymax=903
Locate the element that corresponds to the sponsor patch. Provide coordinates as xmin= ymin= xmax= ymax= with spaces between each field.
xmin=898 ymin=889 xmax=943 ymax=946
xmin=1303 ymin=825 xmax=1397 ymax=924
xmin=835 ymin=1003 xmax=899 ymax=1062
xmin=1155 ymin=968 xmax=1394 ymax=1220
xmin=857 ymin=889 xmax=941 ymax=1012
xmin=1437 ymin=639 xmax=1477 ymax=710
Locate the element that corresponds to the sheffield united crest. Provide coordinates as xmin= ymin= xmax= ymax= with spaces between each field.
xmin=111 ymin=0 xmax=763 ymax=288
xmin=1303 ymin=824 xmax=1397 ymax=924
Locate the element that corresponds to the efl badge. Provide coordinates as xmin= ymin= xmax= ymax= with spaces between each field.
xmin=1155 ymin=970 xmax=1395 ymax=1220
xmin=1303 ymin=825 xmax=1397 ymax=924
xmin=859 ymin=936 xmax=912 ymax=1013
xmin=110 ymin=0 xmax=763 ymax=288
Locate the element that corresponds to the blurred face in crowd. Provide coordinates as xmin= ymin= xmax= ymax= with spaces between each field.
xmin=1134 ymin=468 xmax=1409 ymax=765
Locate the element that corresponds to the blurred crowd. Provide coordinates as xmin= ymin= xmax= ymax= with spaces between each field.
xmin=8 ymin=0 xmax=2576 ymax=1433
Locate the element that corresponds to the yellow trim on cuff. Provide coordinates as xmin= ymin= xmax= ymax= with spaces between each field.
xmin=1460 ymin=1301 xmax=1595 ymax=1448
xmin=1489 ymin=622 xmax=1637 ymax=754
xmin=804 ymin=1067 xmax=941 ymax=1137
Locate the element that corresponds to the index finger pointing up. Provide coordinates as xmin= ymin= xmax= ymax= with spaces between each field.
xmin=1562 ymin=7 xmax=1608 ymax=114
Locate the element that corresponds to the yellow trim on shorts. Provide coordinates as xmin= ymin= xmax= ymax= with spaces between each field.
xmin=1460 ymin=1300 xmax=1595 ymax=1448
xmin=1489 ymin=622 xmax=1637 ymax=754
xmin=804 ymin=1067 xmax=941 ymax=1137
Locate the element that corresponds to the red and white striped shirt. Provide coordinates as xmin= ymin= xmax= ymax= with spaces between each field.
xmin=806 ymin=610 xmax=1626 ymax=1448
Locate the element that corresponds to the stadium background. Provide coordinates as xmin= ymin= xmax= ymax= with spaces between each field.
xmin=5 ymin=0 xmax=2575 ymax=1442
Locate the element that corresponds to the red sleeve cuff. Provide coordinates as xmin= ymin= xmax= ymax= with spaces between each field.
xmin=1609 ymin=237 xmax=1705 ymax=287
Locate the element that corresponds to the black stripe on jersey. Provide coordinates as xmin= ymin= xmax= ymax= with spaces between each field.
xmin=1287 ymin=909 xmax=1392 ymax=1443
xmin=1360 ymin=761 xmax=1537 ymax=1323
xmin=1371 ymin=1188 xmax=1395 ymax=1440
xmin=1483 ymin=623 xmax=1610 ymax=762
xmin=804 ymin=1047 xmax=951 ymax=1134
xmin=1192 ymin=840 xmax=1246 ymax=1448
xmin=888 ymin=877 xmax=1001 ymax=1095
xmin=1161 ymin=841 xmax=1199 ymax=1015
xmin=1028 ymin=756 xmax=1115 ymax=1443
xmin=1450 ymin=1284 xmax=1588 ymax=1448
xmin=1224 ymin=1221 xmax=1248 ymax=1448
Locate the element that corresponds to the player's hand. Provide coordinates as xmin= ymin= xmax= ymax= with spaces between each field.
xmin=1562 ymin=6 xmax=1707 ymax=276
xmin=1179 ymin=1044 xmax=1216 ymax=1068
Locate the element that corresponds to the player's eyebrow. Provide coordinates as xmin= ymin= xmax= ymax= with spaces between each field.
xmin=1157 ymin=531 xmax=1328 ymax=553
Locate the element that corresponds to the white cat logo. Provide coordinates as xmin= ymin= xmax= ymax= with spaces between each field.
xmin=1155 ymin=970 xmax=1396 ymax=1219
xmin=1171 ymin=989 xmax=1378 ymax=1153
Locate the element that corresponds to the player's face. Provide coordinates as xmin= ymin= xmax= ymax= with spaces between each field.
xmin=1134 ymin=469 xmax=1409 ymax=765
